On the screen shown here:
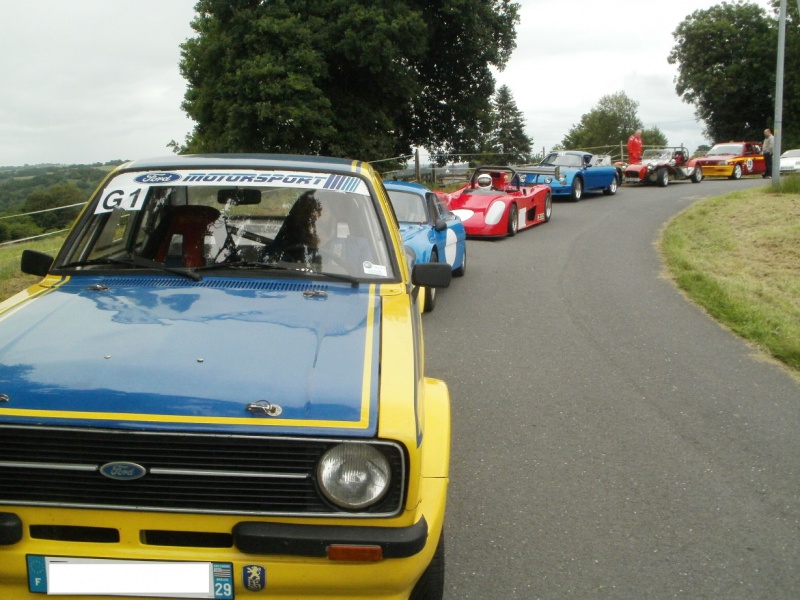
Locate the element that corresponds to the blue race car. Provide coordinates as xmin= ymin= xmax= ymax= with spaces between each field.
xmin=520 ymin=151 xmax=619 ymax=201
xmin=384 ymin=180 xmax=466 ymax=312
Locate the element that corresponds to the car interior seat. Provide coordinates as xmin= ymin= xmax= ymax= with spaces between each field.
xmin=155 ymin=204 xmax=221 ymax=268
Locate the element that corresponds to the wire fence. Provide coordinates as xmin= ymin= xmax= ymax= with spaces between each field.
xmin=0 ymin=143 xmax=685 ymax=246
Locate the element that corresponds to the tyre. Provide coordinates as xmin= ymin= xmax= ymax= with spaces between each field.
xmin=570 ymin=177 xmax=583 ymax=202
xmin=452 ymin=244 xmax=466 ymax=277
xmin=730 ymin=164 xmax=742 ymax=180
xmin=410 ymin=533 xmax=445 ymax=600
xmin=422 ymin=252 xmax=437 ymax=312
xmin=544 ymin=192 xmax=552 ymax=222
xmin=691 ymin=166 xmax=703 ymax=183
xmin=657 ymin=168 xmax=669 ymax=187
xmin=507 ymin=204 xmax=518 ymax=237
xmin=603 ymin=177 xmax=618 ymax=195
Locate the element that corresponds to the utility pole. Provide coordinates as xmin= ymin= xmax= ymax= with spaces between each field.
xmin=772 ymin=0 xmax=787 ymax=186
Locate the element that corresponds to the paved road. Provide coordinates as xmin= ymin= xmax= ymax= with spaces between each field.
xmin=422 ymin=177 xmax=800 ymax=599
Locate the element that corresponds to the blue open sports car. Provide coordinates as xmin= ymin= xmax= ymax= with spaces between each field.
xmin=520 ymin=151 xmax=620 ymax=201
xmin=384 ymin=180 xmax=466 ymax=312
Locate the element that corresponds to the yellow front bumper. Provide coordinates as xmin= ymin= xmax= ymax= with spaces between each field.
xmin=0 ymin=475 xmax=446 ymax=599
xmin=698 ymin=165 xmax=734 ymax=177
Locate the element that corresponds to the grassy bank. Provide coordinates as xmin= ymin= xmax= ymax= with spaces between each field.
xmin=660 ymin=178 xmax=800 ymax=374
xmin=0 ymin=234 xmax=65 ymax=301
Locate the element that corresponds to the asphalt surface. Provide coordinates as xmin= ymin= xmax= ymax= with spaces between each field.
xmin=422 ymin=177 xmax=800 ymax=599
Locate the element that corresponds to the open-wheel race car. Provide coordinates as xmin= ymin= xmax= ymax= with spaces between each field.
xmin=623 ymin=147 xmax=703 ymax=187
xmin=443 ymin=166 xmax=552 ymax=238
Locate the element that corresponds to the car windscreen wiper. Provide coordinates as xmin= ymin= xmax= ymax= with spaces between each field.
xmin=59 ymin=256 xmax=201 ymax=282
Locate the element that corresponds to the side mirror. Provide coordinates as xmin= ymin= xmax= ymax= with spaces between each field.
xmin=412 ymin=262 xmax=451 ymax=289
xmin=433 ymin=218 xmax=447 ymax=232
xmin=21 ymin=249 xmax=54 ymax=276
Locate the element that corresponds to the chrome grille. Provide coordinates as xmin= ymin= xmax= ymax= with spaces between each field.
xmin=0 ymin=425 xmax=405 ymax=517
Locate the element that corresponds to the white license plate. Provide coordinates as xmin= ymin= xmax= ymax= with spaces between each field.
xmin=27 ymin=556 xmax=234 ymax=598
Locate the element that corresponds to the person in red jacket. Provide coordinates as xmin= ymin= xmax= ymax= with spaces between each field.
xmin=627 ymin=129 xmax=643 ymax=164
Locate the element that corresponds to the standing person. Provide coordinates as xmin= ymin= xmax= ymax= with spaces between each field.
xmin=627 ymin=129 xmax=643 ymax=164
xmin=762 ymin=128 xmax=774 ymax=178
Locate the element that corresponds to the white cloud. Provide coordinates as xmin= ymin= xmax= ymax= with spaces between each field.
xmin=0 ymin=0 xmax=776 ymax=166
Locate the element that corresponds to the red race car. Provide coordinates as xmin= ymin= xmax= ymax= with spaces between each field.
xmin=694 ymin=141 xmax=766 ymax=179
xmin=440 ymin=166 xmax=552 ymax=237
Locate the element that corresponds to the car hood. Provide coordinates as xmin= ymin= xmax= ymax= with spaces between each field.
xmin=697 ymin=154 xmax=737 ymax=162
xmin=398 ymin=222 xmax=427 ymax=238
xmin=0 ymin=275 xmax=381 ymax=436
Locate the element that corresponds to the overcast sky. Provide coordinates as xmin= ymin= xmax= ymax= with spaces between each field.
xmin=0 ymin=0 xmax=777 ymax=167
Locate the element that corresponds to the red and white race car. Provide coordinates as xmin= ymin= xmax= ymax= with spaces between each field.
xmin=623 ymin=147 xmax=703 ymax=186
xmin=440 ymin=166 xmax=552 ymax=237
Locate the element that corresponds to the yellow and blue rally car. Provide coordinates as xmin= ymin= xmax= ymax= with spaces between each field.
xmin=0 ymin=154 xmax=451 ymax=599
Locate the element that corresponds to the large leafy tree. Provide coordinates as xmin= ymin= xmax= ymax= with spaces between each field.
xmin=482 ymin=85 xmax=532 ymax=164
xmin=178 ymin=0 xmax=520 ymax=161
xmin=668 ymin=1 xmax=799 ymax=147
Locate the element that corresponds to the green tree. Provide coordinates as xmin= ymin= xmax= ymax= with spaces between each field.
xmin=560 ymin=92 xmax=643 ymax=150
xmin=482 ymin=85 xmax=532 ymax=164
xmin=668 ymin=2 xmax=782 ymax=143
xmin=642 ymin=126 xmax=669 ymax=148
xmin=178 ymin=0 xmax=520 ymax=161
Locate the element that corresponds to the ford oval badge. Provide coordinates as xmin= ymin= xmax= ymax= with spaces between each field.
xmin=133 ymin=172 xmax=182 ymax=184
xmin=99 ymin=462 xmax=147 ymax=481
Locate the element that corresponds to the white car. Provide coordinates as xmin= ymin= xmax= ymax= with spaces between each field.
xmin=779 ymin=148 xmax=800 ymax=174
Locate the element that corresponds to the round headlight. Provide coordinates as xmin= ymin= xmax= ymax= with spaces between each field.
xmin=318 ymin=444 xmax=391 ymax=509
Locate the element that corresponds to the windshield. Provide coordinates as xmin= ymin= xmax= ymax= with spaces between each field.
xmin=387 ymin=189 xmax=427 ymax=224
xmin=642 ymin=149 xmax=672 ymax=161
xmin=57 ymin=168 xmax=395 ymax=280
xmin=541 ymin=153 xmax=583 ymax=168
xmin=707 ymin=144 xmax=744 ymax=156
xmin=782 ymin=149 xmax=800 ymax=158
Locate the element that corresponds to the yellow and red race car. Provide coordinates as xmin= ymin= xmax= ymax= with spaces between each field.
xmin=694 ymin=141 xmax=766 ymax=179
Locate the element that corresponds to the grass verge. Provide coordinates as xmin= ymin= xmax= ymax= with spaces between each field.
xmin=660 ymin=177 xmax=800 ymax=374
xmin=0 ymin=234 xmax=65 ymax=301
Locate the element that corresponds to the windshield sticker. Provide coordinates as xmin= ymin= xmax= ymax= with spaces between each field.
xmin=95 ymin=170 xmax=369 ymax=214
xmin=362 ymin=262 xmax=387 ymax=277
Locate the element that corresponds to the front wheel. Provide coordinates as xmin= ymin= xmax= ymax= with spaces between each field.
xmin=603 ymin=177 xmax=618 ymax=195
xmin=452 ymin=244 xmax=466 ymax=277
xmin=507 ymin=204 xmax=518 ymax=237
xmin=422 ymin=251 xmax=438 ymax=313
xmin=691 ymin=166 xmax=703 ymax=183
xmin=544 ymin=192 xmax=552 ymax=222
xmin=570 ymin=177 xmax=583 ymax=202
xmin=730 ymin=164 xmax=743 ymax=180
xmin=409 ymin=533 xmax=445 ymax=600
xmin=657 ymin=168 xmax=669 ymax=187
